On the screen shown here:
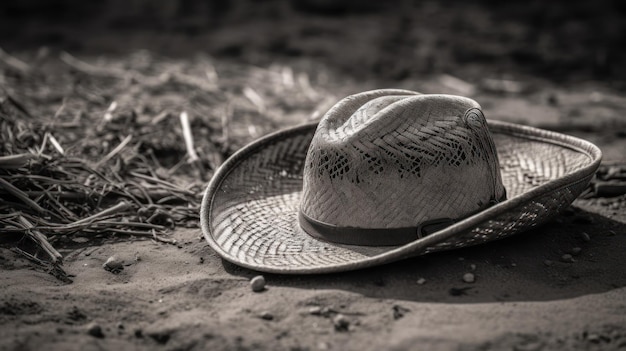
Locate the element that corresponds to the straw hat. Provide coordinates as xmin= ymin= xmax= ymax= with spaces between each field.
xmin=201 ymin=89 xmax=601 ymax=274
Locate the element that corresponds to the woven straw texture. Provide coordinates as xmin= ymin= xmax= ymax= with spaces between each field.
xmin=201 ymin=105 xmax=601 ymax=274
xmin=301 ymin=92 xmax=506 ymax=229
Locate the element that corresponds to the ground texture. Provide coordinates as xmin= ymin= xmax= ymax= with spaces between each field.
xmin=1 ymin=1 xmax=626 ymax=350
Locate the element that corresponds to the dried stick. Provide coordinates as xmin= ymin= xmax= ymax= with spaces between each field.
xmin=70 ymin=200 xmax=131 ymax=226
xmin=180 ymin=111 xmax=199 ymax=162
xmin=48 ymin=133 xmax=65 ymax=155
xmin=0 ymin=154 xmax=35 ymax=169
xmin=18 ymin=215 xmax=63 ymax=263
xmin=0 ymin=177 xmax=47 ymax=213
xmin=0 ymin=47 xmax=30 ymax=73
xmin=96 ymin=134 xmax=132 ymax=168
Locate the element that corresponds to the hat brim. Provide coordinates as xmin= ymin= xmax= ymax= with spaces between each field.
xmin=200 ymin=120 xmax=601 ymax=274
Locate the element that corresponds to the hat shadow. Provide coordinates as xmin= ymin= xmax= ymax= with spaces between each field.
xmin=222 ymin=206 xmax=626 ymax=303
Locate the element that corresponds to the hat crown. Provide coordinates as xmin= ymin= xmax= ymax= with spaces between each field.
xmin=300 ymin=90 xmax=506 ymax=230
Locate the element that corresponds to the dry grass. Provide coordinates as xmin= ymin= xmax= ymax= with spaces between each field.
xmin=0 ymin=48 xmax=342 ymax=282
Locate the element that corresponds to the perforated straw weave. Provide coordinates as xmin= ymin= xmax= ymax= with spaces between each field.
xmin=301 ymin=92 xmax=506 ymax=231
xmin=201 ymin=90 xmax=602 ymax=274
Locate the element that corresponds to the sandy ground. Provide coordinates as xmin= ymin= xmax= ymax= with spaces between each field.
xmin=1 ymin=67 xmax=625 ymax=350
xmin=1 ymin=1 xmax=626 ymax=350
xmin=1 ymin=198 xmax=625 ymax=350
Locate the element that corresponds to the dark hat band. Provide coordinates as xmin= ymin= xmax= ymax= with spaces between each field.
xmin=298 ymin=211 xmax=455 ymax=246
xmin=298 ymin=192 xmax=506 ymax=247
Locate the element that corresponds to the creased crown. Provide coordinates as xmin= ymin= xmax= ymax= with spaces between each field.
xmin=300 ymin=89 xmax=506 ymax=230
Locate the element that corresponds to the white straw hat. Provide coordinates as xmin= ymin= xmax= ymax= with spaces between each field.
xmin=201 ymin=89 xmax=601 ymax=274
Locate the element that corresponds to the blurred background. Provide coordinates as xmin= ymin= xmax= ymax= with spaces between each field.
xmin=1 ymin=0 xmax=625 ymax=85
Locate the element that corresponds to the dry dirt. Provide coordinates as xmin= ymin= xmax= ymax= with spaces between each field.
xmin=1 ymin=1 xmax=626 ymax=350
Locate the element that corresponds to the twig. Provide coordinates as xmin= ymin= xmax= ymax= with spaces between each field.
xmin=0 ymin=47 xmax=30 ymax=73
xmin=180 ymin=111 xmax=199 ymax=162
xmin=48 ymin=133 xmax=65 ymax=155
xmin=152 ymin=229 xmax=177 ymax=244
xmin=60 ymin=51 xmax=125 ymax=79
xmin=129 ymin=171 xmax=194 ymax=195
xmin=0 ymin=154 xmax=36 ymax=169
xmin=103 ymin=101 xmax=117 ymax=122
xmin=96 ymin=134 xmax=132 ymax=168
xmin=10 ymin=247 xmax=71 ymax=283
xmin=69 ymin=200 xmax=131 ymax=226
xmin=0 ymin=177 xmax=47 ymax=214
xmin=18 ymin=215 xmax=63 ymax=263
xmin=243 ymin=86 xmax=266 ymax=112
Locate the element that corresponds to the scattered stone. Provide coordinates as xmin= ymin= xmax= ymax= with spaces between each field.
xmin=470 ymin=264 xmax=476 ymax=271
xmin=580 ymin=232 xmax=591 ymax=242
xmin=103 ymin=256 xmax=124 ymax=273
xmin=462 ymin=272 xmax=475 ymax=283
xmin=543 ymin=260 xmax=553 ymax=266
xmin=259 ymin=311 xmax=274 ymax=320
xmin=250 ymin=275 xmax=266 ymax=292
xmin=416 ymin=278 xmax=426 ymax=285
xmin=86 ymin=322 xmax=104 ymax=338
xmin=561 ymin=254 xmax=574 ymax=263
xmin=332 ymin=314 xmax=350 ymax=332
xmin=587 ymin=333 xmax=600 ymax=343
xmin=571 ymin=247 xmax=582 ymax=256
xmin=134 ymin=328 xmax=143 ymax=338
xmin=317 ymin=341 xmax=330 ymax=350
xmin=308 ymin=306 xmax=322 ymax=315
xmin=392 ymin=305 xmax=410 ymax=320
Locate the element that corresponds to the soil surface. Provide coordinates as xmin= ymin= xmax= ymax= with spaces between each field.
xmin=1 ymin=1 xmax=626 ymax=350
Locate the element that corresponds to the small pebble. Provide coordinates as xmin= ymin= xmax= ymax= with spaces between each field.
xmin=259 ymin=311 xmax=274 ymax=320
xmin=462 ymin=272 xmax=475 ymax=283
xmin=543 ymin=260 xmax=553 ymax=266
xmin=250 ymin=275 xmax=266 ymax=292
xmin=571 ymin=247 xmax=582 ymax=256
xmin=470 ymin=264 xmax=476 ymax=271
xmin=416 ymin=278 xmax=426 ymax=285
xmin=392 ymin=305 xmax=410 ymax=320
xmin=102 ymin=256 xmax=124 ymax=273
xmin=561 ymin=254 xmax=574 ymax=263
xmin=332 ymin=314 xmax=350 ymax=331
xmin=581 ymin=232 xmax=591 ymax=242
xmin=308 ymin=306 xmax=322 ymax=315
xmin=86 ymin=322 xmax=104 ymax=338
xmin=317 ymin=341 xmax=330 ymax=350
